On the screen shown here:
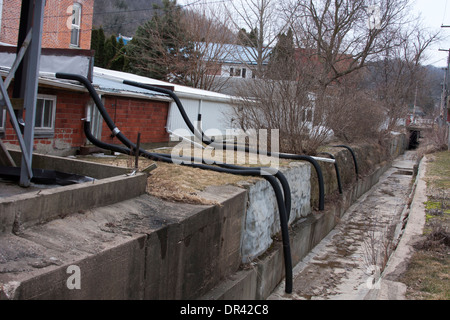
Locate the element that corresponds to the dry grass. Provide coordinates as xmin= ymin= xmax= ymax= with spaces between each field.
xmin=145 ymin=161 xmax=260 ymax=205
xmin=78 ymin=146 xmax=289 ymax=205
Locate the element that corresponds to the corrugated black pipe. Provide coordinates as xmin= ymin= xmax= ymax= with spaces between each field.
xmin=318 ymin=152 xmax=343 ymax=194
xmin=122 ymin=80 xmax=325 ymax=211
xmin=334 ymin=145 xmax=359 ymax=181
xmin=60 ymin=73 xmax=293 ymax=293
xmin=83 ymin=120 xmax=293 ymax=294
xmin=154 ymin=152 xmax=292 ymax=220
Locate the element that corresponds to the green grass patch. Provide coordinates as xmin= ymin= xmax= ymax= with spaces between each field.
xmin=426 ymin=151 xmax=450 ymax=190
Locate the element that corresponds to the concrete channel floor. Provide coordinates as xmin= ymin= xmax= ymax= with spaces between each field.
xmin=269 ymin=151 xmax=421 ymax=300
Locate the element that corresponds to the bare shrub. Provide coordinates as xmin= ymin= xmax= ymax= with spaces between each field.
xmin=231 ymin=77 xmax=332 ymax=155
xmin=321 ymin=74 xmax=386 ymax=143
xmin=428 ymin=126 xmax=449 ymax=152
xmin=414 ymin=222 xmax=450 ymax=252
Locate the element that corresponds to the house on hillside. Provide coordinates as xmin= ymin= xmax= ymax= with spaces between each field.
xmin=201 ymin=43 xmax=272 ymax=80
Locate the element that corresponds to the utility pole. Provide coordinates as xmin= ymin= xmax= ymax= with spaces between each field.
xmin=440 ymin=26 xmax=450 ymax=150
xmin=438 ymin=49 xmax=449 ymax=122
xmin=413 ymin=82 xmax=418 ymax=124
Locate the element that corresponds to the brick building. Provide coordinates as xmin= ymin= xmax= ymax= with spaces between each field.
xmin=0 ymin=0 xmax=94 ymax=49
xmin=0 ymin=1 xmax=172 ymax=156
xmin=0 ymin=68 xmax=171 ymax=156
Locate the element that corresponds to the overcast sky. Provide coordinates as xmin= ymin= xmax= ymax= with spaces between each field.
xmin=413 ymin=0 xmax=450 ymax=67
xmin=179 ymin=0 xmax=450 ymax=67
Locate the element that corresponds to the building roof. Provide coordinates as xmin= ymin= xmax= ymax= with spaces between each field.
xmin=196 ymin=42 xmax=272 ymax=66
xmin=116 ymin=37 xmax=272 ymax=66
xmin=93 ymin=67 xmax=235 ymax=103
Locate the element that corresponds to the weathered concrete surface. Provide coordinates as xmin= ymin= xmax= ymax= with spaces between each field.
xmin=0 ymin=173 xmax=148 ymax=234
xmin=0 ymin=134 xmax=408 ymax=300
xmin=0 ymin=185 xmax=247 ymax=300
xmin=9 ymin=150 xmax=132 ymax=180
xmin=201 ymin=154 xmax=397 ymax=300
xmin=240 ymin=162 xmax=311 ymax=263
xmin=267 ymin=151 xmax=419 ymax=300
xmin=364 ymin=154 xmax=428 ymax=300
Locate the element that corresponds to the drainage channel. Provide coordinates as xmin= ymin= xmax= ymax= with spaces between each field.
xmin=268 ymin=151 xmax=419 ymax=300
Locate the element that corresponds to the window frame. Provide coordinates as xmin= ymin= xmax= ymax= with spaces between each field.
xmin=70 ymin=2 xmax=82 ymax=47
xmin=34 ymin=94 xmax=57 ymax=137
xmin=0 ymin=107 xmax=5 ymax=131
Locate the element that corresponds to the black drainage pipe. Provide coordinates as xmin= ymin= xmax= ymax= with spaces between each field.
xmin=123 ymin=80 xmax=325 ymax=211
xmin=318 ymin=152 xmax=343 ymax=194
xmin=334 ymin=145 xmax=359 ymax=181
xmin=60 ymin=73 xmax=293 ymax=294
xmin=84 ymin=120 xmax=293 ymax=294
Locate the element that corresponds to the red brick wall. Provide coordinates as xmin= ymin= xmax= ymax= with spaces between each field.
xmin=102 ymin=96 xmax=170 ymax=146
xmin=2 ymin=88 xmax=89 ymax=153
xmin=0 ymin=0 xmax=93 ymax=50
xmin=2 ymin=89 xmax=170 ymax=154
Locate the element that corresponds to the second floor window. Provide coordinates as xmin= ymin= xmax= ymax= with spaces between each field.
xmin=70 ymin=3 xmax=81 ymax=47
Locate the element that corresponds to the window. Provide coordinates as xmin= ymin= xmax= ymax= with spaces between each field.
xmin=242 ymin=68 xmax=247 ymax=79
xmin=86 ymin=99 xmax=103 ymax=143
xmin=35 ymin=95 xmax=56 ymax=135
xmin=230 ymin=67 xmax=244 ymax=77
xmin=0 ymin=107 xmax=5 ymax=133
xmin=70 ymin=3 xmax=81 ymax=47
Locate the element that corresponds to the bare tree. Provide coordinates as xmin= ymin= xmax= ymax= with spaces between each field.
xmin=367 ymin=23 xmax=441 ymax=131
xmin=221 ymin=0 xmax=441 ymax=151
xmin=231 ymin=60 xmax=333 ymax=155
xmin=322 ymin=69 xmax=386 ymax=142
xmin=126 ymin=0 xmax=235 ymax=91
xmin=285 ymin=0 xmax=410 ymax=87
xmin=223 ymin=0 xmax=288 ymax=78
xmin=181 ymin=7 xmax=235 ymax=91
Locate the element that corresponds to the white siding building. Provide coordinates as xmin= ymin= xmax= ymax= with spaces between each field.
xmin=93 ymin=67 xmax=237 ymax=138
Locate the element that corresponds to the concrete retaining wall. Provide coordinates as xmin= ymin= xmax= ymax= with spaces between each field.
xmin=0 ymin=151 xmax=147 ymax=235
xmin=239 ymin=134 xmax=407 ymax=265
xmin=202 ymin=133 xmax=407 ymax=299
xmin=0 ymin=174 xmax=148 ymax=234
xmin=0 ymin=134 xmax=407 ymax=300
xmin=8 ymin=150 xmax=131 ymax=179
xmin=240 ymin=162 xmax=311 ymax=263
xmin=202 ymin=153 xmax=400 ymax=300
xmin=0 ymin=187 xmax=247 ymax=300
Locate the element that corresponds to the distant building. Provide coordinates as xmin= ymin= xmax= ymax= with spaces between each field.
xmin=0 ymin=1 xmax=173 ymax=156
xmin=199 ymin=42 xmax=272 ymax=80
xmin=117 ymin=34 xmax=132 ymax=45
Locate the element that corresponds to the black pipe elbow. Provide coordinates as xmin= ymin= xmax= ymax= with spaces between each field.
xmin=334 ymin=145 xmax=359 ymax=181
xmin=318 ymin=152 xmax=343 ymax=194
xmin=65 ymin=74 xmax=293 ymax=294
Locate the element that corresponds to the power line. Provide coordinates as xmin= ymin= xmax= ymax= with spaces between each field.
xmin=1 ymin=0 xmax=238 ymax=37
xmin=443 ymin=0 xmax=449 ymax=26
xmin=0 ymin=0 xmax=234 ymax=21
